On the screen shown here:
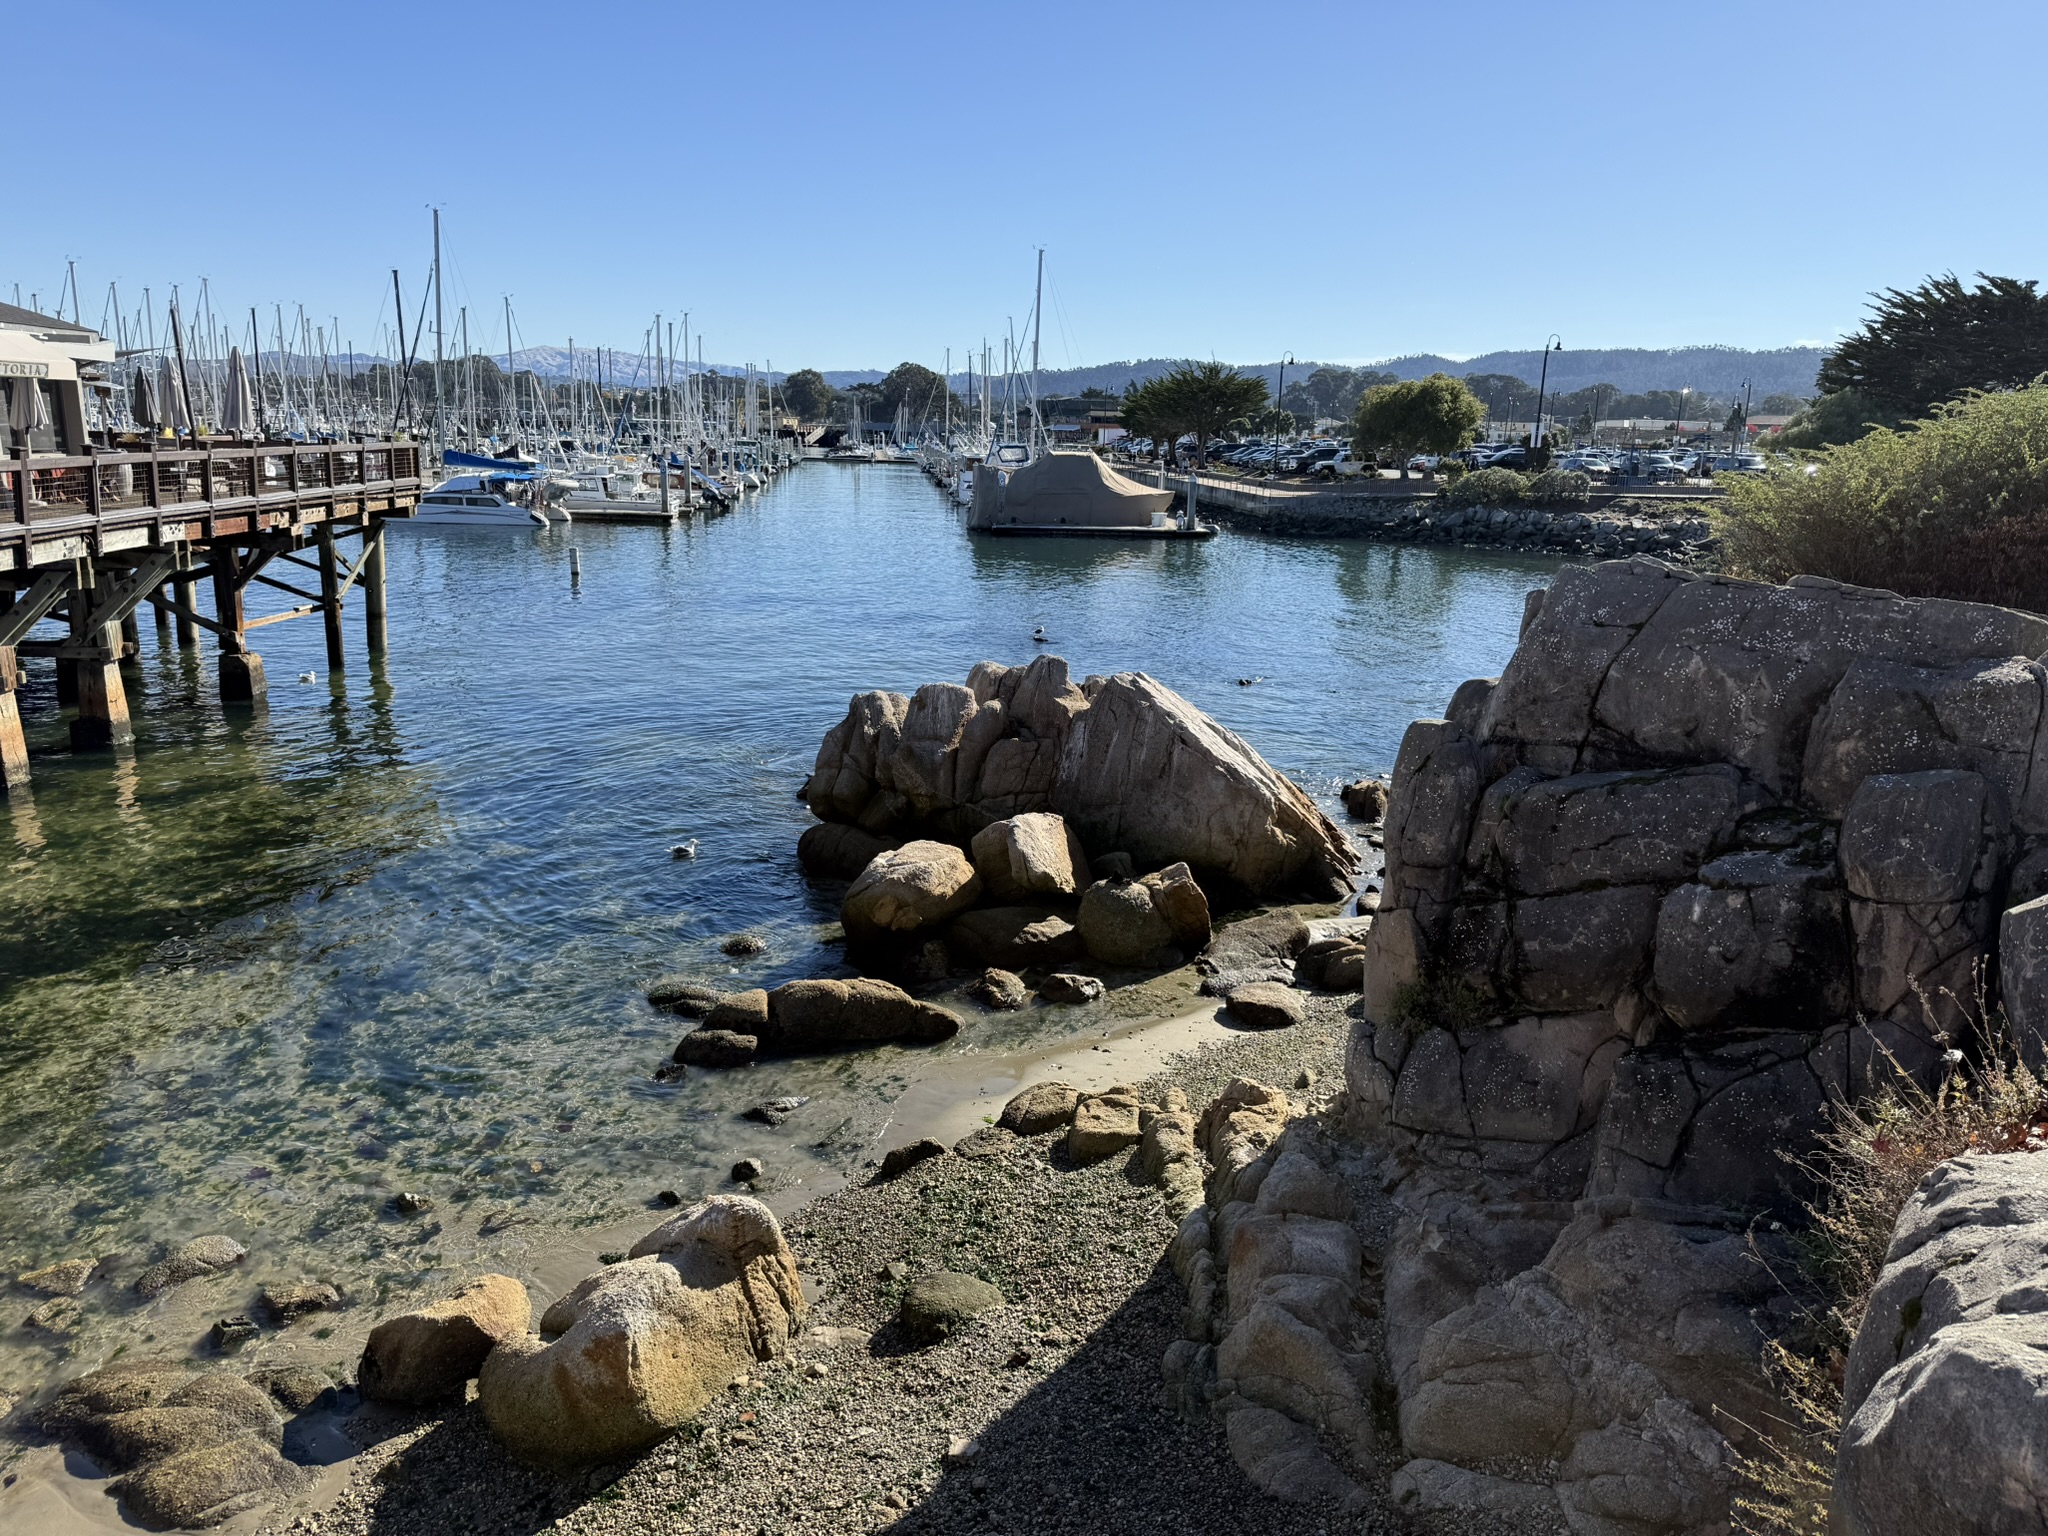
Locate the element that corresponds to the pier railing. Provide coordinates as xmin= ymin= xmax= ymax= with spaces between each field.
xmin=1 ymin=441 xmax=424 ymax=562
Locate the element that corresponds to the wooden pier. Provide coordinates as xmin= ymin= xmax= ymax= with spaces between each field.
xmin=0 ymin=440 xmax=423 ymax=791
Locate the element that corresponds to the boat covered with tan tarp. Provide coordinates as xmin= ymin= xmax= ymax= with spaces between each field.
xmin=968 ymin=449 xmax=1174 ymax=531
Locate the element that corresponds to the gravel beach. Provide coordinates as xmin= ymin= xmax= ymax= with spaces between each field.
xmin=260 ymin=997 xmax=1531 ymax=1536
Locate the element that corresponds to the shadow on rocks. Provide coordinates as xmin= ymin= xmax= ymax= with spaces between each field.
xmin=346 ymin=1402 xmax=597 ymax=1536
xmin=877 ymin=1257 xmax=1362 ymax=1536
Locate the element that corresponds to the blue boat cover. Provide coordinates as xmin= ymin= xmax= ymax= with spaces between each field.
xmin=445 ymin=449 xmax=537 ymax=471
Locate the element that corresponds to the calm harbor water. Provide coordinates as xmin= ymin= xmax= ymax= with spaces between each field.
xmin=0 ymin=463 xmax=1555 ymax=1392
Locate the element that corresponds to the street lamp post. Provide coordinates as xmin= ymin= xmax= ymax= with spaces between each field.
xmin=1270 ymin=353 xmax=1292 ymax=478
xmin=1532 ymin=335 xmax=1562 ymax=452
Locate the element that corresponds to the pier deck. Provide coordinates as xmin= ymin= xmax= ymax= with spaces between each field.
xmin=0 ymin=440 xmax=424 ymax=792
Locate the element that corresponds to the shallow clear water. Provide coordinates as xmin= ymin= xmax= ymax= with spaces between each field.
xmin=0 ymin=463 xmax=1555 ymax=1386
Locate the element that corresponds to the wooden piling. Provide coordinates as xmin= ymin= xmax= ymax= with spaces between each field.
xmin=173 ymin=547 xmax=198 ymax=650
xmin=0 ymin=646 xmax=28 ymax=794
xmin=211 ymin=547 xmax=267 ymax=704
xmin=317 ymin=524 xmax=345 ymax=672
xmin=362 ymin=520 xmax=388 ymax=657
xmin=70 ymin=634 xmax=133 ymax=751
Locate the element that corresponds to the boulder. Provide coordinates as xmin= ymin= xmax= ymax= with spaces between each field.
xmin=1392 ymin=1458 xmax=1560 ymax=1515
xmin=1225 ymin=982 xmax=1307 ymax=1030
xmin=946 ymin=906 xmax=1083 ymax=969
xmin=135 ymin=1236 xmax=247 ymax=1299
xmin=970 ymin=968 xmax=1029 ymax=1011
xmin=1068 ymin=1088 xmax=1143 ymax=1163
xmin=479 ymin=1197 xmax=804 ymax=1467
xmin=900 ymin=1271 xmax=1003 ymax=1344
xmin=112 ymin=1434 xmax=308 ymax=1530
xmin=878 ymin=1139 xmax=947 ymax=1180
xmin=1142 ymin=862 xmax=1213 ymax=953
xmin=997 ymin=1081 xmax=1080 ymax=1135
xmin=1055 ymin=671 xmax=1358 ymax=898
xmin=1341 ymin=779 xmax=1389 ymax=822
xmin=1037 ymin=972 xmax=1104 ymax=1005
xmin=702 ymin=988 xmax=769 ymax=1036
xmin=17 ymin=1258 xmax=94 ymax=1297
xmin=1471 ymin=765 xmax=1755 ymax=897
xmin=1836 ymin=1153 xmax=2048 ymax=1536
xmin=257 ymin=1282 xmax=340 ymax=1325
xmin=841 ymin=840 xmax=982 ymax=942
xmin=1651 ymin=851 xmax=1850 ymax=1032
xmin=645 ymin=977 xmax=723 ymax=1017
xmin=968 ymin=812 xmax=1089 ymax=901
xmin=673 ymin=1029 xmax=759 ymax=1068
xmin=1077 ymin=879 xmax=1178 ymax=968
xmin=796 ymin=822 xmax=898 ymax=879
xmin=358 ymin=1274 xmax=531 ymax=1406
xmin=761 ymin=977 xmax=959 ymax=1053
xmin=807 ymin=657 xmax=1356 ymax=898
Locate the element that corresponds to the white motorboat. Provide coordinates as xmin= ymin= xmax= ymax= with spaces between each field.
xmin=408 ymin=473 xmax=548 ymax=528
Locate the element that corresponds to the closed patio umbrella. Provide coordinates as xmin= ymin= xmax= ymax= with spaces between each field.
xmin=159 ymin=355 xmax=190 ymax=435
xmin=7 ymin=376 xmax=51 ymax=449
xmin=131 ymin=365 xmax=160 ymax=431
xmin=222 ymin=346 xmax=254 ymax=436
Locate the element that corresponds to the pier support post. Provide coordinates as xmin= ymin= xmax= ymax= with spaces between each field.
xmin=362 ymin=520 xmax=388 ymax=657
xmin=317 ymin=524 xmax=345 ymax=672
xmin=210 ymin=545 xmax=267 ymax=704
xmin=55 ymin=657 xmax=79 ymax=705
xmin=0 ymin=646 xmax=28 ymax=794
xmin=70 ymin=636 xmax=133 ymax=751
xmin=173 ymin=547 xmax=198 ymax=650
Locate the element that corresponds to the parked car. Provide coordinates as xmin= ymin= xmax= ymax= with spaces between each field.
xmin=1289 ymin=445 xmax=1343 ymax=473
xmin=1406 ymin=454 xmax=1441 ymax=473
xmin=1481 ymin=446 xmax=1529 ymax=470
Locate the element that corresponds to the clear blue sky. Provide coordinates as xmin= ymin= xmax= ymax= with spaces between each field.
xmin=12 ymin=0 xmax=2044 ymax=371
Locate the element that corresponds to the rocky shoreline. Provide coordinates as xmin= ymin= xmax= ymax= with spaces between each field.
xmin=1203 ymin=492 xmax=1716 ymax=561
xmin=260 ymin=993 xmax=1565 ymax=1536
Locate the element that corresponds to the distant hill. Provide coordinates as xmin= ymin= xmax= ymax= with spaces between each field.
xmin=933 ymin=347 xmax=1824 ymax=402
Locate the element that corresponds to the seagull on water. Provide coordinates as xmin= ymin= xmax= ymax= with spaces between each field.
xmin=670 ymin=839 xmax=700 ymax=860
xmin=1032 ymin=625 xmax=1051 ymax=644
xmin=1236 ymin=675 xmax=1265 ymax=687
xmin=298 ymin=672 xmax=316 ymax=683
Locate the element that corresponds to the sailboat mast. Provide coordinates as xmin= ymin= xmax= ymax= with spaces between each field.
xmin=1030 ymin=249 xmax=1043 ymax=450
xmin=432 ymin=207 xmax=446 ymax=455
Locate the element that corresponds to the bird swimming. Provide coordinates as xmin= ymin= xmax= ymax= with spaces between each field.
xmin=297 ymin=672 xmax=316 ymax=683
xmin=1031 ymin=625 xmax=1051 ymax=644
xmin=1236 ymin=675 xmax=1265 ymax=687
xmin=670 ymin=839 xmax=700 ymax=860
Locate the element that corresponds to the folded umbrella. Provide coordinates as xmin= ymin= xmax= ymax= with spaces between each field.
xmin=159 ymin=355 xmax=190 ymax=434
xmin=7 ymin=376 xmax=51 ymax=444
xmin=131 ymin=365 xmax=160 ymax=430
xmin=222 ymin=346 xmax=254 ymax=435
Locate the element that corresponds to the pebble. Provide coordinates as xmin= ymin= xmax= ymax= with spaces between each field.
xmin=731 ymin=1158 xmax=765 ymax=1183
xmin=803 ymin=1361 xmax=830 ymax=1379
xmin=881 ymin=1261 xmax=910 ymax=1283
xmin=391 ymin=1191 xmax=433 ymax=1215
xmin=210 ymin=1314 xmax=261 ymax=1348
xmin=743 ymin=1096 xmax=811 ymax=1127
xmin=656 ymin=1189 xmax=682 ymax=1207
xmin=945 ymin=1436 xmax=980 ymax=1467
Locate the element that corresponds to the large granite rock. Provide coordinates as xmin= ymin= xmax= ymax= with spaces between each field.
xmin=1837 ymin=1154 xmax=2048 ymax=1536
xmin=946 ymin=906 xmax=1083 ymax=969
xmin=478 ymin=1196 xmax=804 ymax=1466
xmin=760 ymin=977 xmax=960 ymax=1053
xmin=969 ymin=812 xmax=1089 ymax=901
xmin=803 ymin=655 xmax=1357 ymax=899
xmin=841 ymin=840 xmax=982 ymax=941
xmin=359 ymin=1275 xmax=531 ymax=1405
xmin=1163 ymin=561 xmax=2048 ymax=1536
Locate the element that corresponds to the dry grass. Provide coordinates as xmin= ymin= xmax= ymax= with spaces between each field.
xmin=1732 ymin=1017 xmax=2048 ymax=1534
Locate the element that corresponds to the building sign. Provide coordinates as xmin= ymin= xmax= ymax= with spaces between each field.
xmin=0 ymin=361 xmax=51 ymax=379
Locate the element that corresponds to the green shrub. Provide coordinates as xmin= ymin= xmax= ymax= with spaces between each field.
xmin=1524 ymin=468 xmax=1592 ymax=504
xmin=1387 ymin=973 xmax=1498 ymax=1034
xmin=1437 ymin=456 xmax=1467 ymax=483
xmin=1717 ymin=385 xmax=2048 ymax=612
xmin=1443 ymin=466 xmax=1529 ymax=507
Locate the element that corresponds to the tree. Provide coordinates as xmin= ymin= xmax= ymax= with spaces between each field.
xmin=876 ymin=362 xmax=960 ymax=428
xmin=1148 ymin=361 xmax=1267 ymax=464
xmin=1280 ymin=366 xmax=1396 ymax=423
xmin=781 ymin=368 xmax=836 ymax=421
xmin=1118 ymin=375 xmax=1185 ymax=460
xmin=1817 ymin=272 xmax=2048 ymax=415
xmin=1350 ymin=373 xmax=1486 ymax=477
xmin=1758 ymin=392 xmax=1809 ymax=415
